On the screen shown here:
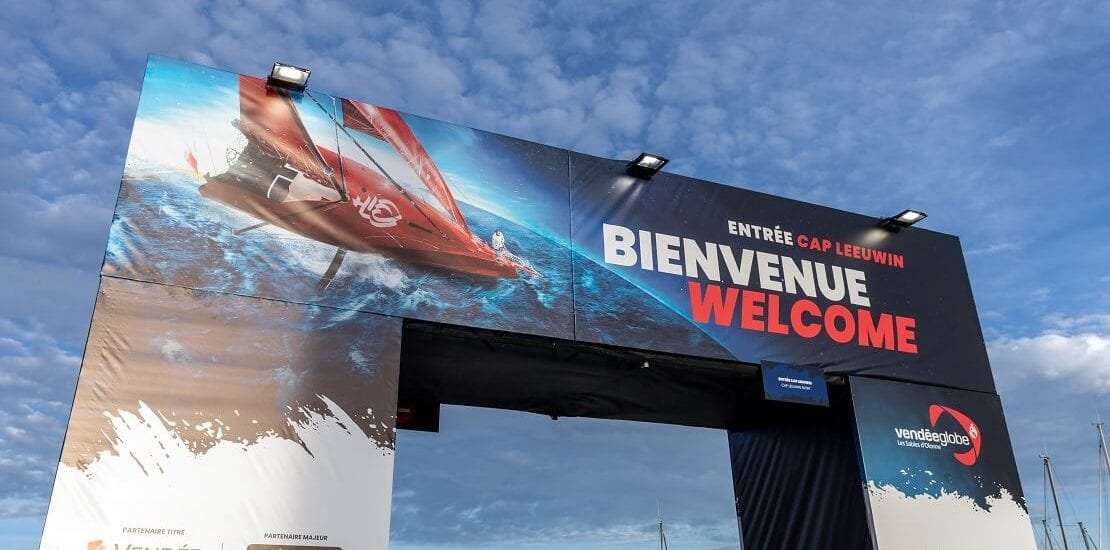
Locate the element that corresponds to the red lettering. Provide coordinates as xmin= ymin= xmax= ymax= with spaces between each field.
xmin=740 ymin=290 xmax=766 ymax=331
xmin=790 ymin=299 xmax=822 ymax=338
xmin=690 ymin=283 xmax=918 ymax=355
xmin=766 ymin=294 xmax=789 ymax=334
xmin=896 ymin=316 xmax=917 ymax=353
xmin=858 ymin=310 xmax=895 ymax=350
xmin=688 ymin=281 xmax=738 ymax=326
xmin=825 ymin=305 xmax=855 ymax=344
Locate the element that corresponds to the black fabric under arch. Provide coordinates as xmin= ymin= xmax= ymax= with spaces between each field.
xmin=729 ymin=392 xmax=873 ymax=549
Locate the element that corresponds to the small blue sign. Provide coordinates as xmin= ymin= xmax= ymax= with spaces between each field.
xmin=761 ymin=361 xmax=829 ymax=406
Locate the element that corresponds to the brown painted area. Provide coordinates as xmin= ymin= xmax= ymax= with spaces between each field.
xmin=61 ymin=276 xmax=401 ymax=469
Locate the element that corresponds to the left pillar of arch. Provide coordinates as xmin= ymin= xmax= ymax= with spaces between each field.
xmin=39 ymin=276 xmax=402 ymax=550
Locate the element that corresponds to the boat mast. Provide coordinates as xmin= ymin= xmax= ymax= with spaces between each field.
xmin=1045 ymin=518 xmax=1058 ymax=550
xmin=1077 ymin=521 xmax=1094 ymax=550
xmin=1098 ymin=420 xmax=1109 ymax=550
xmin=1044 ymin=454 xmax=1072 ymax=550
xmin=657 ymin=500 xmax=668 ymax=550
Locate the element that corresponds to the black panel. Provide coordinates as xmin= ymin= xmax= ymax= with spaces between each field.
xmin=398 ymin=320 xmax=762 ymax=430
xmin=570 ymin=152 xmax=995 ymax=393
xmin=729 ymin=387 xmax=873 ymax=550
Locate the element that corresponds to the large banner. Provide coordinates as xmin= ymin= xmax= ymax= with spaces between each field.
xmin=570 ymin=154 xmax=995 ymax=392
xmin=41 ymin=55 xmax=1022 ymax=550
xmin=100 ymin=56 xmax=997 ymax=393
xmin=106 ymin=56 xmax=574 ymax=339
xmin=850 ymin=376 xmax=1036 ymax=549
xmin=39 ymin=277 xmax=402 ymax=549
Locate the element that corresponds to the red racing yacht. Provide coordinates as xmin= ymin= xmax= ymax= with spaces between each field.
xmin=198 ymin=75 xmax=539 ymax=290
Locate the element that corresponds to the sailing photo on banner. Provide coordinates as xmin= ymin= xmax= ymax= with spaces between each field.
xmin=106 ymin=56 xmax=574 ymax=338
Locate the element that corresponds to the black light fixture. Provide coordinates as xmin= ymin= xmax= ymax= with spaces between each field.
xmin=627 ymin=152 xmax=669 ymax=178
xmin=266 ymin=62 xmax=311 ymax=93
xmin=881 ymin=209 xmax=928 ymax=228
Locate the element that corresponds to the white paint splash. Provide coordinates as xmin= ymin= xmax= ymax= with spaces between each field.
xmin=866 ymin=482 xmax=1037 ymax=549
xmin=39 ymin=396 xmax=394 ymax=550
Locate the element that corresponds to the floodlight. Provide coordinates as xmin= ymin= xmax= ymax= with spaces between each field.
xmin=881 ymin=209 xmax=928 ymax=228
xmin=267 ymin=62 xmax=311 ymax=93
xmin=627 ymin=152 xmax=669 ymax=178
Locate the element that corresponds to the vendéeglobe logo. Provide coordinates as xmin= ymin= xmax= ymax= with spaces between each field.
xmin=893 ymin=404 xmax=982 ymax=466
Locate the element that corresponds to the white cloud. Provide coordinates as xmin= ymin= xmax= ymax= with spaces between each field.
xmin=0 ymin=319 xmax=81 ymax=518
xmin=991 ymin=332 xmax=1110 ymax=394
xmin=965 ymin=241 xmax=1023 ymax=256
xmin=991 ymin=311 xmax=1110 ymax=394
xmin=990 ymin=312 xmax=1110 ymax=527
xmin=0 ymin=258 xmax=100 ymax=350
xmin=1042 ymin=313 xmax=1110 ymax=333
xmin=0 ymin=192 xmax=114 ymax=268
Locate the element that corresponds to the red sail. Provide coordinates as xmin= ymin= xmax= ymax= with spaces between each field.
xmin=341 ymin=99 xmax=469 ymax=232
xmin=237 ymin=75 xmax=337 ymax=191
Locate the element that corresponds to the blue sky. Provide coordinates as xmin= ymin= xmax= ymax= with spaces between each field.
xmin=1 ymin=1 xmax=1109 ymax=548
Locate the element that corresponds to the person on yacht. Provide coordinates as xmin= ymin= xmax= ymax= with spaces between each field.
xmin=491 ymin=229 xmax=507 ymax=257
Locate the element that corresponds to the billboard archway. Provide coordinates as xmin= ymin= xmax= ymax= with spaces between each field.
xmin=41 ymin=57 xmax=1035 ymax=550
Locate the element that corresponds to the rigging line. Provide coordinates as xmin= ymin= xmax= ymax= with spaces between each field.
xmin=304 ymin=91 xmax=447 ymax=237
xmin=1057 ymin=460 xmax=1084 ymax=522
xmin=1080 ymin=525 xmax=1098 ymax=550
xmin=332 ymin=95 xmax=348 ymax=194
xmin=277 ymin=93 xmax=347 ymax=202
xmin=1046 ymin=454 xmax=1073 ymax=550
xmin=1045 ymin=443 xmax=1055 ymax=526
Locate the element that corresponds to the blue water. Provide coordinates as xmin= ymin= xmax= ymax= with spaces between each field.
xmin=104 ymin=166 xmax=725 ymax=356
